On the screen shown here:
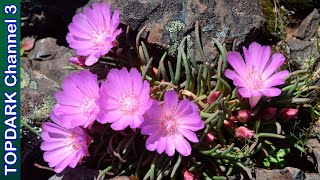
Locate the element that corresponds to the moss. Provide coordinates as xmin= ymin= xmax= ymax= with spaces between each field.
xmin=29 ymin=96 xmax=55 ymax=121
xmin=21 ymin=67 xmax=30 ymax=89
xmin=165 ymin=20 xmax=186 ymax=55
xmin=29 ymin=81 xmax=38 ymax=89
xmin=261 ymin=0 xmax=285 ymax=42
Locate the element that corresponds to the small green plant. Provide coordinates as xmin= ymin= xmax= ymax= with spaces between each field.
xmin=263 ymin=144 xmax=290 ymax=168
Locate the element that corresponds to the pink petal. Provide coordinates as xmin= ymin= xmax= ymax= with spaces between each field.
xmin=173 ymin=134 xmax=191 ymax=156
xmin=165 ymin=136 xmax=176 ymax=156
xmin=257 ymin=45 xmax=271 ymax=72
xmin=224 ymin=69 xmax=238 ymax=79
xmin=163 ymin=90 xmax=179 ymax=115
xmin=129 ymin=68 xmax=143 ymax=94
xmin=146 ymin=131 xmax=162 ymax=151
xmin=261 ymin=88 xmax=281 ymax=97
xmin=110 ymin=116 xmax=131 ymax=130
xmin=263 ymin=70 xmax=289 ymax=87
xmin=238 ymin=88 xmax=251 ymax=98
xmin=262 ymin=53 xmax=285 ymax=80
xmin=249 ymin=95 xmax=262 ymax=108
xmin=156 ymin=135 xmax=167 ymax=154
xmin=178 ymin=128 xmax=199 ymax=143
xmin=226 ymin=52 xmax=247 ymax=78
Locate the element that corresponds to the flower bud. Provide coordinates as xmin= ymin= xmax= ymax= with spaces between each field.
xmin=224 ymin=120 xmax=237 ymax=130
xmin=69 ymin=56 xmax=86 ymax=66
xmin=237 ymin=110 xmax=252 ymax=123
xmin=235 ymin=126 xmax=254 ymax=141
xmin=262 ymin=107 xmax=277 ymax=120
xmin=206 ymin=133 xmax=215 ymax=142
xmin=280 ymin=108 xmax=298 ymax=120
xmin=207 ymin=91 xmax=221 ymax=104
xmin=228 ymin=116 xmax=237 ymax=122
xmin=182 ymin=169 xmax=199 ymax=180
xmin=21 ymin=36 xmax=35 ymax=51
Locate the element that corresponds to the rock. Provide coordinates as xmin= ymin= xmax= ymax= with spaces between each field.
xmin=285 ymin=38 xmax=319 ymax=69
xmin=294 ymin=9 xmax=320 ymax=41
xmin=254 ymin=167 xmax=306 ymax=180
xmin=29 ymin=37 xmax=69 ymax=61
xmin=309 ymin=142 xmax=320 ymax=172
xmin=108 ymin=0 xmax=264 ymax=62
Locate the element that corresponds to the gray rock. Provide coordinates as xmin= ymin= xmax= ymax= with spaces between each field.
xmin=109 ymin=0 xmax=264 ymax=62
xmin=294 ymin=9 xmax=320 ymax=41
xmin=285 ymin=38 xmax=319 ymax=69
xmin=310 ymin=143 xmax=320 ymax=172
xmin=255 ymin=167 xmax=306 ymax=180
xmin=29 ymin=37 xmax=69 ymax=61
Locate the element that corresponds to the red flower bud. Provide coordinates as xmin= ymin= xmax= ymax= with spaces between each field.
xmin=182 ymin=170 xmax=199 ymax=180
xmin=280 ymin=108 xmax=298 ymax=120
xmin=235 ymin=126 xmax=254 ymax=141
xmin=207 ymin=91 xmax=221 ymax=104
xmin=237 ymin=110 xmax=252 ymax=123
xmin=206 ymin=133 xmax=215 ymax=142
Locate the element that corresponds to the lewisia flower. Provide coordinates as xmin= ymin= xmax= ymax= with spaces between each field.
xmin=141 ymin=91 xmax=204 ymax=156
xmin=225 ymin=42 xmax=289 ymax=107
xmin=51 ymin=70 xmax=100 ymax=128
xmin=66 ymin=2 xmax=122 ymax=66
xmin=40 ymin=122 xmax=91 ymax=173
xmin=97 ymin=68 xmax=152 ymax=130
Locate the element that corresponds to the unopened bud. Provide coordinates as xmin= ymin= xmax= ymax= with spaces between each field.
xmin=207 ymin=91 xmax=221 ymax=104
xmin=235 ymin=126 xmax=254 ymax=141
xmin=237 ymin=110 xmax=252 ymax=123
xmin=206 ymin=133 xmax=215 ymax=142
xmin=280 ymin=108 xmax=298 ymax=120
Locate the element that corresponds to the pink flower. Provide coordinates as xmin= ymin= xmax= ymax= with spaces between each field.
xmin=207 ymin=91 xmax=221 ymax=104
xmin=66 ymin=2 xmax=122 ymax=66
xmin=50 ymin=70 xmax=100 ymax=128
xmin=40 ymin=122 xmax=91 ymax=173
xmin=97 ymin=68 xmax=152 ymax=130
xmin=237 ymin=110 xmax=252 ymax=123
xmin=69 ymin=56 xmax=86 ymax=66
xmin=141 ymin=91 xmax=204 ymax=156
xmin=280 ymin=108 xmax=298 ymax=120
xmin=225 ymin=42 xmax=289 ymax=108
xmin=235 ymin=126 xmax=254 ymax=141
xmin=262 ymin=107 xmax=277 ymax=120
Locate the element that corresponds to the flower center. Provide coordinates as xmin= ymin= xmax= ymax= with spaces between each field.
xmin=68 ymin=133 xmax=83 ymax=151
xmin=119 ymin=93 xmax=140 ymax=114
xmin=245 ymin=68 xmax=263 ymax=90
xmin=80 ymin=95 xmax=97 ymax=116
xmin=92 ymin=28 xmax=110 ymax=46
xmin=161 ymin=115 xmax=177 ymax=133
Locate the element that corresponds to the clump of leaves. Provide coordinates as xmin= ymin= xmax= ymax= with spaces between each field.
xmin=263 ymin=144 xmax=290 ymax=168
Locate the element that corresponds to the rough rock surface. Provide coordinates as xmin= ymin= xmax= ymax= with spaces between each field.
xmin=107 ymin=0 xmax=264 ymax=61
xmin=294 ymin=9 xmax=320 ymax=41
xmin=285 ymin=9 xmax=320 ymax=69
xmin=255 ymin=167 xmax=320 ymax=180
xmin=21 ymin=38 xmax=76 ymax=180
